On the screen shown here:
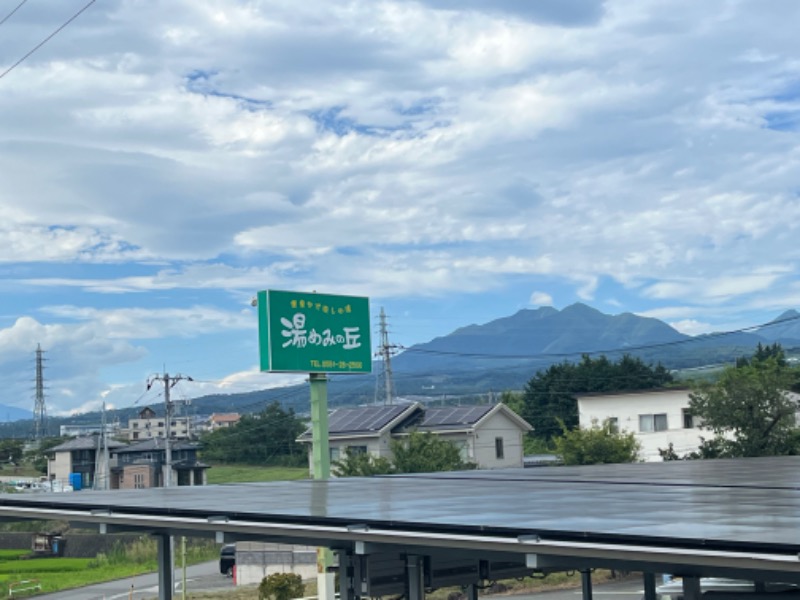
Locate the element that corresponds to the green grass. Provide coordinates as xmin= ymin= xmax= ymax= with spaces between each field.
xmin=206 ymin=464 xmax=309 ymax=484
xmin=0 ymin=550 xmax=28 ymax=560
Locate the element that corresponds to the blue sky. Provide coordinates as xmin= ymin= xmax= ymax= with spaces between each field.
xmin=1 ymin=0 xmax=799 ymax=415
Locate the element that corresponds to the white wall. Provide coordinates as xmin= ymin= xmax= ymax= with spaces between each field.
xmin=578 ymin=389 xmax=705 ymax=461
xmin=48 ymin=452 xmax=72 ymax=482
xmin=235 ymin=542 xmax=317 ymax=587
xmin=472 ymin=410 xmax=526 ymax=468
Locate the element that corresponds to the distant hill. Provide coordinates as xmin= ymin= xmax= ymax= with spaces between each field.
xmin=0 ymin=404 xmax=32 ymax=423
xmin=755 ymin=310 xmax=800 ymax=346
xmin=1 ymin=303 xmax=798 ymax=438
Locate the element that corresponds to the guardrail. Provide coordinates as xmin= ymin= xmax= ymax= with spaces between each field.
xmin=8 ymin=578 xmax=42 ymax=597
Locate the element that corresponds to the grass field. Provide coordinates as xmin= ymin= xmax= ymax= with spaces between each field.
xmin=206 ymin=464 xmax=309 ymax=484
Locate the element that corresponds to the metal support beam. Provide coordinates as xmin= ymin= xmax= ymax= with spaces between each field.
xmin=581 ymin=570 xmax=593 ymax=600
xmin=643 ymin=572 xmax=657 ymax=600
xmin=406 ymin=554 xmax=426 ymax=600
xmin=465 ymin=583 xmax=479 ymax=600
xmin=156 ymin=533 xmax=174 ymax=600
xmin=339 ymin=551 xmax=356 ymax=600
xmin=683 ymin=576 xmax=701 ymax=600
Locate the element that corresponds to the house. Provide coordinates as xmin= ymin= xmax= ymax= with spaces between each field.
xmin=208 ymin=413 xmax=241 ymax=431
xmin=576 ymin=388 xmax=706 ymax=461
xmin=124 ymin=406 xmax=193 ymax=441
xmin=110 ymin=438 xmax=209 ymax=489
xmin=47 ymin=435 xmax=127 ymax=490
xmin=297 ymin=402 xmax=532 ymax=471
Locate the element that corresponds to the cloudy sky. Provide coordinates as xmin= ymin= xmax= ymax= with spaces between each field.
xmin=1 ymin=0 xmax=799 ymax=416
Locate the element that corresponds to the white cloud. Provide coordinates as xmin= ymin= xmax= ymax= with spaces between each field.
xmin=529 ymin=291 xmax=553 ymax=306
xmin=1 ymin=0 xmax=800 ymax=411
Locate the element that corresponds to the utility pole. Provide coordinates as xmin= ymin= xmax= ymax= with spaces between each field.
xmin=93 ymin=401 xmax=109 ymax=490
xmin=32 ymin=344 xmax=47 ymax=441
xmin=374 ymin=308 xmax=398 ymax=405
xmin=147 ymin=373 xmax=193 ymax=487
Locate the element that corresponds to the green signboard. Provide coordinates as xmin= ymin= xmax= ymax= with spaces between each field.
xmin=258 ymin=289 xmax=372 ymax=374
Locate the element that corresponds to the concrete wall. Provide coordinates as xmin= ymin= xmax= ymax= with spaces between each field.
xmin=234 ymin=542 xmax=317 ymax=587
xmin=578 ymin=389 xmax=706 ymax=461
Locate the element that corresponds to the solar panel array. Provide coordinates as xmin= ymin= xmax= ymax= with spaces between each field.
xmin=327 ymin=404 xmax=413 ymax=434
xmin=5 ymin=455 xmax=800 ymax=553
xmin=413 ymin=405 xmax=493 ymax=430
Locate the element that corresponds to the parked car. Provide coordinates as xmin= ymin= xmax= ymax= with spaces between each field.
xmin=655 ymin=578 xmax=798 ymax=600
xmin=219 ymin=544 xmax=235 ymax=576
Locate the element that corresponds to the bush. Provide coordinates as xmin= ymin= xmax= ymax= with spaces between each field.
xmin=258 ymin=572 xmax=305 ymax=600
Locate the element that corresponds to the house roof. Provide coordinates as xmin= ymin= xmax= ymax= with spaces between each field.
xmin=298 ymin=402 xmax=532 ymax=441
xmin=113 ymin=438 xmax=199 ymax=454
xmin=210 ymin=413 xmax=240 ymax=423
xmin=297 ymin=403 xmax=420 ymax=441
xmin=49 ymin=436 xmax=128 ymax=453
xmin=575 ymin=387 xmax=691 ymax=399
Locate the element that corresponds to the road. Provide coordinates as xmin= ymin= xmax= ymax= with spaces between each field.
xmin=504 ymin=577 xmax=645 ymax=600
xmin=32 ymin=560 xmax=234 ymax=600
xmin=32 ymin=567 xmax=645 ymax=600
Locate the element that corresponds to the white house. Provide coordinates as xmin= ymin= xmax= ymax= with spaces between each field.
xmin=124 ymin=406 xmax=193 ymax=441
xmin=297 ymin=402 xmax=532 ymax=471
xmin=576 ymin=388 xmax=703 ymax=461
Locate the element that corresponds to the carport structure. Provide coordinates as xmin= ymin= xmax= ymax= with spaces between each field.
xmin=2 ymin=456 xmax=800 ymax=600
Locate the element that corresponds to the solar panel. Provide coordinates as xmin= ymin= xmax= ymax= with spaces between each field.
xmin=328 ymin=404 xmax=411 ymax=434
xmin=418 ymin=405 xmax=492 ymax=428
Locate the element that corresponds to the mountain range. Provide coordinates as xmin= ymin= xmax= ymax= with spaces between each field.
xmin=2 ymin=303 xmax=799 ymax=435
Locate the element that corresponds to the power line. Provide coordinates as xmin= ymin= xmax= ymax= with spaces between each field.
xmin=0 ymin=0 xmax=29 ymax=28
xmin=0 ymin=0 xmax=96 ymax=81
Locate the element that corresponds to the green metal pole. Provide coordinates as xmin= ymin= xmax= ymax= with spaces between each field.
xmin=310 ymin=373 xmax=330 ymax=480
xmin=310 ymin=372 xmax=334 ymax=599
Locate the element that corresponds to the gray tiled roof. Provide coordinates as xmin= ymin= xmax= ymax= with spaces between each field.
xmin=49 ymin=436 xmax=127 ymax=453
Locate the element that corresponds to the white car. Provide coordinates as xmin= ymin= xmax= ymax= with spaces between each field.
xmin=655 ymin=578 xmax=798 ymax=600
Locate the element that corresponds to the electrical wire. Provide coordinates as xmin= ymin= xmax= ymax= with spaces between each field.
xmin=0 ymin=0 xmax=29 ymax=28
xmin=0 ymin=0 xmax=96 ymax=81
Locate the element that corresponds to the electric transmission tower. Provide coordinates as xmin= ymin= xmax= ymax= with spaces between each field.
xmin=374 ymin=308 xmax=398 ymax=405
xmin=32 ymin=344 xmax=47 ymax=440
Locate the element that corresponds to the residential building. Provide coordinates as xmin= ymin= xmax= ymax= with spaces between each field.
xmin=125 ymin=406 xmax=192 ymax=441
xmin=208 ymin=413 xmax=241 ymax=431
xmin=59 ymin=423 xmax=120 ymax=438
xmin=577 ymin=388 xmax=706 ymax=461
xmin=47 ymin=435 xmax=127 ymax=490
xmin=297 ymin=402 xmax=532 ymax=471
xmin=110 ymin=438 xmax=209 ymax=489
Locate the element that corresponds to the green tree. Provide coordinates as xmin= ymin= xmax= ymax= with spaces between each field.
xmin=689 ymin=357 xmax=799 ymax=457
xmin=332 ymin=449 xmax=394 ymax=477
xmin=391 ymin=432 xmax=476 ymax=474
xmin=553 ymin=419 xmax=640 ymax=465
xmin=0 ymin=439 xmax=24 ymax=464
xmin=736 ymin=342 xmax=787 ymax=368
xmin=259 ymin=572 xmax=305 ymax=600
xmin=522 ymin=354 xmax=672 ymax=443
xmin=200 ymin=402 xmax=306 ymax=466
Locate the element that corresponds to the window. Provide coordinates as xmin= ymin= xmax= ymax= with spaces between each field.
xmin=606 ymin=417 xmax=619 ymax=432
xmin=330 ymin=447 xmax=341 ymax=461
xmin=347 ymin=445 xmax=367 ymax=455
xmin=495 ymin=437 xmax=504 ymax=460
xmin=134 ymin=473 xmax=145 ymax=489
xmin=682 ymin=408 xmax=694 ymax=429
xmin=639 ymin=413 xmax=668 ymax=432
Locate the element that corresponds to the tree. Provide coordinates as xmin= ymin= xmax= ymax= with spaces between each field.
xmin=200 ymin=402 xmax=306 ymax=465
xmin=391 ymin=431 xmax=476 ymax=473
xmin=333 ymin=449 xmax=394 ymax=477
xmin=689 ymin=357 xmax=799 ymax=457
xmin=259 ymin=572 xmax=305 ymax=600
xmin=736 ymin=342 xmax=787 ymax=368
xmin=522 ymin=354 xmax=672 ymax=443
xmin=553 ymin=419 xmax=640 ymax=465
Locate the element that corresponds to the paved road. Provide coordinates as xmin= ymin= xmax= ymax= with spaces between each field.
xmin=32 ymin=560 xmax=235 ymax=600
xmin=504 ymin=577 xmax=645 ymax=600
xmin=32 ymin=567 xmax=644 ymax=600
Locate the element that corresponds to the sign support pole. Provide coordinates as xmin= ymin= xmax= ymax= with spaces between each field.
xmin=310 ymin=373 xmax=335 ymax=600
